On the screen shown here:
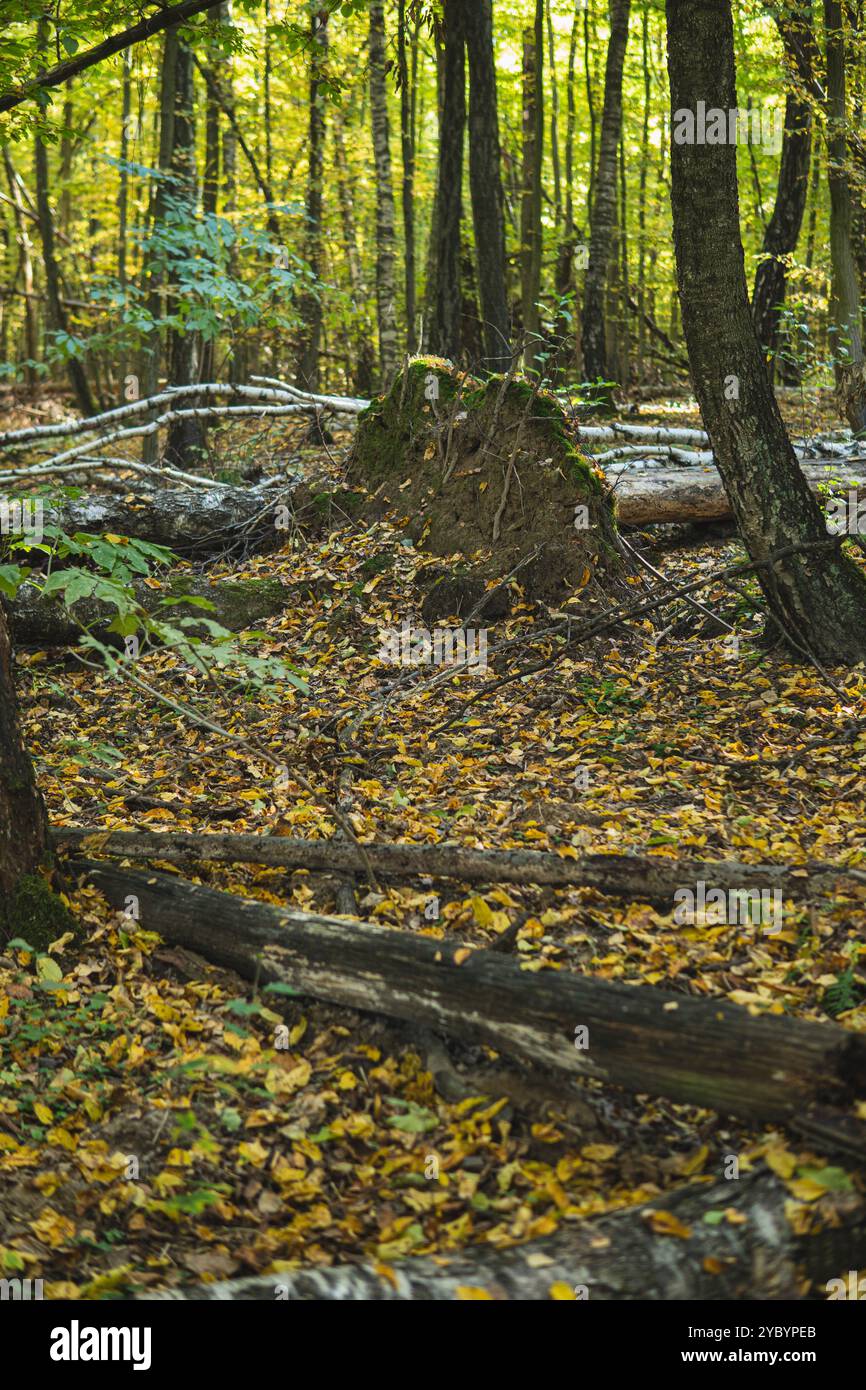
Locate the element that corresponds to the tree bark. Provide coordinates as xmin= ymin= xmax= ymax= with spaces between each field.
xmin=520 ymin=3 xmax=544 ymax=372
xmin=369 ymin=1 xmax=400 ymax=385
xmin=666 ymin=0 xmax=866 ymax=663
xmin=426 ymin=0 xmax=465 ymax=360
xmin=72 ymin=861 xmax=866 ymax=1149
xmin=140 ymin=1168 xmax=866 ymax=1301
xmin=824 ymin=0 xmax=866 ymax=428
xmin=33 ymin=20 xmax=96 ymax=418
xmin=295 ymin=9 xmax=329 ymax=393
xmin=464 ymin=0 xmax=511 ymax=370
xmin=55 ymin=826 xmax=866 ymax=902
xmin=164 ymin=37 xmax=204 ymax=466
xmin=580 ymin=0 xmax=631 ymax=387
xmin=0 ymin=607 xmax=48 ymax=914
xmin=751 ymin=11 xmax=812 ymax=376
xmin=397 ymin=0 xmax=417 ymax=353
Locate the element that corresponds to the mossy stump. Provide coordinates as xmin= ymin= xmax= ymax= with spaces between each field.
xmin=1 ymin=872 xmax=77 ymax=952
xmin=347 ymin=358 xmax=627 ymax=613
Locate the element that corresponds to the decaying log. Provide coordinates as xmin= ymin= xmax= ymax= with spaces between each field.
xmin=73 ymin=861 xmax=866 ymax=1151
xmin=614 ymin=459 xmax=866 ymax=526
xmin=51 ymin=827 xmax=866 ymax=902
xmin=141 ymin=1168 xmax=866 ymax=1300
xmin=9 ymin=574 xmax=293 ymax=646
xmin=40 ymin=481 xmax=294 ymax=555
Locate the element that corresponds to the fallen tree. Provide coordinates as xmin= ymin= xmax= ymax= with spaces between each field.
xmin=51 ymin=827 xmax=866 ymax=901
xmin=72 ymin=861 xmax=866 ymax=1153
xmin=614 ymin=458 xmax=866 ymax=526
xmin=141 ymin=1167 xmax=866 ymax=1300
xmin=38 ymin=481 xmax=291 ymax=556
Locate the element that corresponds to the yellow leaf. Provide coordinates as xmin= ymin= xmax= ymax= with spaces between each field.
xmin=645 ymin=1210 xmax=692 ymax=1239
xmin=456 ymin=1286 xmax=495 ymax=1300
xmin=549 ymin=1282 xmax=577 ymax=1300
xmin=33 ymin=1102 xmax=53 ymax=1124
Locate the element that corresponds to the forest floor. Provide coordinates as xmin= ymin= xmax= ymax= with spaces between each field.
xmin=1 ymin=386 xmax=865 ymax=1297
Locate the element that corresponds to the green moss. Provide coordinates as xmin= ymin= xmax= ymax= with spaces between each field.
xmin=1 ymin=873 xmax=77 ymax=953
xmin=351 ymin=357 xmax=468 ymax=483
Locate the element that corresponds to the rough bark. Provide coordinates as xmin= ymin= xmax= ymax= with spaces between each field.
xmin=426 ymin=0 xmax=465 ymax=359
xmin=54 ymin=827 xmax=866 ymax=902
xmin=33 ymin=20 xmax=96 ymax=419
xmin=73 ymin=861 xmax=866 ymax=1149
xmin=295 ymin=9 xmax=329 ymax=393
xmin=580 ymin=0 xmax=631 ymax=386
xmin=0 ymin=606 xmax=47 ymax=903
xmin=369 ymin=1 xmax=400 ymax=384
xmin=464 ymin=0 xmax=511 ymax=370
xmin=666 ymin=0 xmax=866 ymax=663
xmin=397 ymin=0 xmax=417 ymax=353
xmin=520 ymin=3 xmax=544 ymax=372
xmin=164 ymin=37 xmax=204 ymax=467
xmin=140 ymin=1169 xmax=866 ymax=1300
xmin=825 ymin=0 xmax=866 ymax=427
xmin=751 ymin=14 xmax=812 ymax=374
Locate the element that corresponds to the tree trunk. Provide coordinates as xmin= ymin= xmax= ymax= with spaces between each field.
xmin=368 ymin=1 xmax=400 ymax=386
xmin=164 ymin=36 xmax=204 ymax=466
xmin=0 ymin=606 xmax=49 ymax=926
xmin=397 ymin=0 xmax=417 ymax=353
xmin=825 ymin=0 xmax=866 ymax=428
xmin=72 ymin=861 xmax=866 ymax=1151
xmin=580 ymin=0 xmax=631 ymax=387
xmin=3 ymin=151 xmax=39 ymax=396
xmin=751 ymin=12 xmax=812 ymax=377
xmin=426 ymin=0 xmax=465 ymax=360
xmin=520 ymin=2 xmax=544 ymax=372
xmin=295 ymin=8 xmax=329 ymax=393
xmin=333 ymin=114 xmax=377 ymax=396
xmin=33 ymin=20 xmax=95 ymax=418
xmin=666 ymin=0 xmax=866 ymax=663
xmin=464 ymin=0 xmax=511 ymax=370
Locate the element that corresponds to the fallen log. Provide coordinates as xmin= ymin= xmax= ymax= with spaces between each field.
xmin=141 ymin=1168 xmax=866 ymax=1300
xmin=10 ymin=573 xmax=293 ymax=647
xmin=40 ymin=480 xmax=293 ymax=555
xmin=614 ymin=459 xmax=866 ymax=526
xmin=73 ymin=861 xmax=866 ymax=1151
xmin=51 ymin=827 xmax=866 ymax=902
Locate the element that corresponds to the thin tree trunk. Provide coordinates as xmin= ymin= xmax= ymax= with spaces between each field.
xmin=636 ymin=0 xmax=650 ymax=379
xmin=163 ymin=37 xmax=204 ymax=463
xmin=397 ymin=0 xmax=417 ymax=352
xmin=34 ymin=20 xmax=95 ymax=417
xmin=825 ymin=0 xmax=866 ymax=426
xmin=666 ymin=0 xmax=866 ymax=664
xmin=520 ymin=0 xmax=544 ymax=372
xmin=295 ymin=8 xmax=329 ymax=392
xmin=118 ymin=48 xmax=132 ymax=289
xmin=751 ymin=11 xmax=813 ymax=379
xmin=426 ymin=0 xmax=465 ymax=360
xmin=580 ymin=0 xmax=631 ymax=388
xmin=546 ymin=0 xmax=562 ymax=229
xmin=333 ymin=115 xmax=376 ymax=395
xmin=464 ymin=0 xmax=511 ymax=370
xmin=3 ymin=151 xmax=39 ymax=396
xmin=369 ymin=0 xmax=400 ymax=384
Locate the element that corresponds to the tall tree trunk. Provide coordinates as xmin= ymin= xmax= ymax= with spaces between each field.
xmin=397 ymin=0 xmax=417 ymax=353
xmin=580 ymin=0 xmax=631 ymax=387
xmin=295 ymin=8 xmax=329 ymax=392
xmin=666 ymin=0 xmax=866 ymax=663
xmin=464 ymin=0 xmax=510 ymax=370
xmin=751 ymin=11 xmax=813 ymax=378
xmin=118 ymin=48 xmax=132 ymax=289
xmin=825 ymin=0 xmax=866 ymax=427
xmin=546 ymin=0 xmax=562 ymax=229
xmin=333 ymin=114 xmax=376 ymax=396
xmin=520 ymin=1 xmax=544 ymax=372
xmin=34 ymin=20 xmax=95 ymax=417
xmin=141 ymin=29 xmax=178 ymax=459
xmin=636 ymin=0 xmax=651 ymax=379
xmin=0 ymin=606 xmax=48 ymax=922
xmin=369 ymin=0 xmax=400 ymax=384
xmin=3 ymin=151 xmax=39 ymax=396
xmin=426 ymin=0 xmax=465 ymax=360
xmin=164 ymin=36 xmax=203 ymax=465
